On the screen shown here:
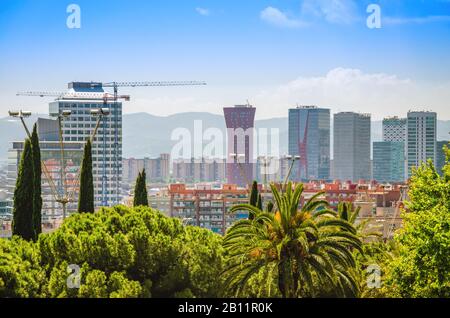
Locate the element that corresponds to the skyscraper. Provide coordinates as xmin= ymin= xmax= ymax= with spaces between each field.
xmin=49 ymin=82 xmax=123 ymax=207
xmin=223 ymin=105 xmax=256 ymax=187
xmin=288 ymin=106 xmax=330 ymax=181
xmin=373 ymin=141 xmax=405 ymax=183
xmin=333 ymin=112 xmax=371 ymax=182
xmin=375 ymin=116 xmax=407 ymax=182
xmin=383 ymin=116 xmax=406 ymax=142
xmin=406 ymin=111 xmax=437 ymax=178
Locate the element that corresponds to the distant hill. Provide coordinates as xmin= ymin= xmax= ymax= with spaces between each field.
xmin=0 ymin=112 xmax=449 ymax=162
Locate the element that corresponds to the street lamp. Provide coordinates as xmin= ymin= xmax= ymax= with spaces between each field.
xmin=258 ymin=156 xmax=273 ymax=192
xmin=283 ymin=155 xmax=301 ymax=190
xmin=9 ymin=110 xmax=32 ymax=137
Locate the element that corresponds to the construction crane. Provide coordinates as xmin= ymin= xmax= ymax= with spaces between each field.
xmin=17 ymin=80 xmax=207 ymax=208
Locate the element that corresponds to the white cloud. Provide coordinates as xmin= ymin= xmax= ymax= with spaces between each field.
xmin=384 ymin=15 xmax=450 ymax=25
xmin=195 ymin=7 xmax=210 ymax=16
xmin=251 ymin=68 xmax=450 ymax=120
xmin=260 ymin=7 xmax=307 ymax=28
xmin=301 ymin=0 xmax=359 ymax=24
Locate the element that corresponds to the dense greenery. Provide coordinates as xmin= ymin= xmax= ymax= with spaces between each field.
xmin=2 ymin=144 xmax=449 ymax=298
xmin=223 ymin=183 xmax=362 ymax=298
xmin=133 ymin=169 xmax=149 ymax=207
xmin=31 ymin=124 xmax=42 ymax=240
xmin=1 ymin=206 xmax=224 ymax=298
xmin=385 ymin=149 xmax=450 ymax=297
xmin=12 ymin=139 xmax=35 ymax=241
xmin=78 ymin=139 xmax=94 ymax=213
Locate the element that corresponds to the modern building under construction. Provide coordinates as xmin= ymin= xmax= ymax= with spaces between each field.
xmin=48 ymin=82 xmax=123 ymax=208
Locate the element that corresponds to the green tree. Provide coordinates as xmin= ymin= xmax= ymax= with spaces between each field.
xmin=385 ymin=153 xmax=450 ymax=297
xmin=256 ymin=194 xmax=263 ymax=211
xmin=336 ymin=202 xmax=382 ymax=241
xmin=133 ymin=169 xmax=148 ymax=207
xmin=12 ymin=139 xmax=35 ymax=241
xmin=78 ymin=139 xmax=94 ymax=213
xmin=30 ymin=124 xmax=42 ymax=240
xmin=266 ymin=200 xmax=274 ymax=213
xmin=248 ymin=181 xmax=258 ymax=219
xmin=223 ymin=182 xmax=362 ymax=298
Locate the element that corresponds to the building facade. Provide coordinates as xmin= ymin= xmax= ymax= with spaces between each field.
xmin=223 ymin=105 xmax=256 ymax=187
xmin=8 ymin=139 xmax=84 ymax=220
xmin=172 ymin=158 xmax=226 ymax=183
xmin=123 ymin=154 xmax=170 ymax=184
xmin=333 ymin=112 xmax=371 ymax=182
xmin=406 ymin=111 xmax=437 ymax=178
xmin=436 ymin=140 xmax=449 ymax=175
xmin=168 ymin=183 xmax=248 ymax=234
xmin=383 ymin=117 xmax=407 ymax=142
xmin=49 ymin=82 xmax=123 ymax=207
xmin=373 ymin=141 xmax=405 ymax=183
xmin=288 ymin=106 xmax=330 ymax=181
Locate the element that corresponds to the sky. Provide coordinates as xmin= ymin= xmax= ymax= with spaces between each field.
xmin=0 ymin=0 xmax=449 ymax=120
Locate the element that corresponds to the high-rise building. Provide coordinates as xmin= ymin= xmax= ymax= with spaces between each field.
xmin=333 ymin=112 xmax=371 ymax=182
xmin=172 ymin=158 xmax=226 ymax=183
xmin=373 ymin=142 xmax=405 ymax=183
xmin=406 ymin=111 xmax=437 ymax=178
xmin=383 ymin=117 xmax=406 ymax=142
xmin=436 ymin=140 xmax=449 ymax=175
xmin=49 ymin=82 xmax=123 ymax=207
xmin=288 ymin=106 xmax=330 ymax=181
xmin=123 ymin=154 xmax=171 ymax=184
xmin=223 ymin=105 xmax=256 ymax=187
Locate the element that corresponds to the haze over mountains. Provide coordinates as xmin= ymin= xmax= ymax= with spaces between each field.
xmin=0 ymin=112 xmax=449 ymax=162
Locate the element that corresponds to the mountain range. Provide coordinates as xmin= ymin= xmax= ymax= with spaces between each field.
xmin=0 ymin=112 xmax=449 ymax=162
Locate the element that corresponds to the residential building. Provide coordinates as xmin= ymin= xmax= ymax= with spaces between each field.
xmin=223 ymin=105 xmax=256 ymax=187
xmin=406 ymin=111 xmax=437 ymax=178
xmin=123 ymin=154 xmax=170 ymax=184
xmin=333 ymin=112 xmax=371 ymax=182
xmin=288 ymin=106 xmax=331 ymax=181
xmin=172 ymin=158 xmax=226 ymax=183
xmin=168 ymin=183 xmax=248 ymax=234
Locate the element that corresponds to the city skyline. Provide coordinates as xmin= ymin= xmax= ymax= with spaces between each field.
xmin=0 ymin=0 xmax=449 ymax=120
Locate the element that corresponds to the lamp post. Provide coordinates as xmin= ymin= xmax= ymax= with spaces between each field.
xmin=258 ymin=156 xmax=273 ymax=192
xmin=283 ymin=155 xmax=301 ymax=191
xmin=56 ymin=109 xmax=72 ymax=220
xmin=8 ymin=110 xmax=32 ymax=137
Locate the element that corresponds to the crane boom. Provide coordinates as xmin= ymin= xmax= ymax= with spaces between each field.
xmin=102 ymin=81 xmax=206 ymax=87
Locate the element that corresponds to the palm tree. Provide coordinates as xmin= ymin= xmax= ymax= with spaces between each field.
xmin=223 ymin=182 xmax=362 ymax=298
xmin=336 ymin=202 xmax=382 ymax=241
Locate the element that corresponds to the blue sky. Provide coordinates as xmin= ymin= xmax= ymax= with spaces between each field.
xmin=0 ymin=0 xmax=449 ymax=119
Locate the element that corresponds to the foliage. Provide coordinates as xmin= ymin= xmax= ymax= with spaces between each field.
xmin=78 ymin=139 xmax=94 ymax=213
xmin=248 ymin=181 xmax=259 ymax=219
xmin=31 ymin=124 xmax=42 ymax=240
xmin=1 ymin=206 xmax=224 ymax=298
xmin=385 ymin=153 xmax=450 ymax=297
xmin=133 ymin=170 xmax=149 ymax=207
xmin=223 ymin=182 xmax=362 ymax=298
xmin=12 ymin=139 xmax=35 ymax=241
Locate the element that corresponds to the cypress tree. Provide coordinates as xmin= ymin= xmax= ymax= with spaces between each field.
xmin=267 ymin=200 xmax=274 ymax=213
xmin=140 ymin=169 xmax=149 ymax=207
xmin=12 ymin=139 xmax=34 ymax=240
xmin=133 ymin=169 xmax=148 ymax=207
xmin=78 ymin=139 xmax=94 ymax=213
xmin=30 ymin=124 xmax=42 ymax=240
xmin=257 ymin=194 xmax=263 ymax=211
xmin=249 ymin=180 xmax=258 ymax=206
